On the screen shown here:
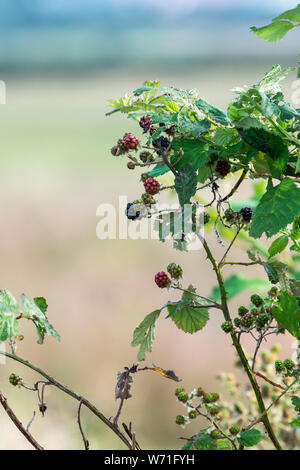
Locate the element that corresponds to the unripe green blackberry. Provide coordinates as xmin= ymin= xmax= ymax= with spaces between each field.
xmin=224 ymin=208 xmax=235 ymax=223
xmin=196 ymin=387 xmax=205 ymax=397
xmin=234 ymin=402 xmax=244 ymax=415
xmin=9 ymin=373 xmax=23 ymax=387
xmin=203 ymin=393 xmax=214 ymax=403
xmin=141 ymin=172 xmax=150 ymax=183
xmin=139 ymin=151 xmax=153 ymax=163
xmin=142 ymin=192 xmax=155 ymax=206
xmin=221 ymin=321 xmax=232 ymax=333
xmin=210 ymin=392 xmax=220 ymax=402
xmin=175 ymin=387 xmax=185 ymax=397
xmin=284 ymin=359 xmax=294 ymax=370
xmin=209 ymin=406 xmax=220 ymax=416
xmin=275 ymin=360 xmax=285 ymax=372
xmin=256 ymin=313 xmax=269 ymax=327
xmin=203 ymin=212 xmax=210 ymax=225
xmin=229 ymin=425 xmax=240 ymax=436
xmin=234 ymin=317 xmax=241 ymax=327
xmin=178 ymin=391 xmax=188 ymax=403
xmin=268 ymin=286 xmax=279 ymax=297
xmin=188 ymin=410 xmax=197 ymax=419
xmin=251 ymin=294 xmax=264 ymax=307
xmin=240 ymin=314 xmax=254 ymax=329
xmin=238 ymin=306 xmax=248 ymax=317
xmin=167 ymin=263 xmax=183 ymax=280
xmin=251 ymin=308 xmax=259 ymax=317
xmin=176 ymin=415 xmax=186 ymax=425
xmin=210 ymin=429 xmax=221 ymax=439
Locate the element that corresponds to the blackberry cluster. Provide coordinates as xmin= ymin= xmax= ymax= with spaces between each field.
xmin=9 ymin=373 xmax=23 ymax=387
xmin=144 ymin=177 xmax=160 ymax=195
xmin=139 ymin=115 xmax=153 ymax=133
xmin=239 ymin=207 xmax=253 ymax=223
xmin=215 ymin=160 xmax=231 ymax=177
xmin=153 ymin=136 xmax=170 ymax=152
xmin=154 ymin=271 xmax=171 ymax=288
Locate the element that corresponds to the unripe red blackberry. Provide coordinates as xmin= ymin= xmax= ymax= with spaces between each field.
xmin=251 ymin=294 xmax=264 ymax=307
xmin=229 ymin=425 xmax=240 ymax=436
xmin=144 ymin=177 xmax=160 ymax=195
xmin=9 ymin=373 xmax=23 ymax=387
xmin=127 ymin=161 xmax=136 ymax=170
xmin=139 ymin=115 xmax=153 ymax=133
xmin=122 ymin=133 xmax=139 ymax=150
xmin=188 ymin=410 xmax=197 ymax=419
xmin=284 ymin=359 xmax=294 ymax=370
xmin=155 ymin=271 xmax=171 ymax=288
xmin=111 ymin=145 xmax=120 ymax=156
xmin=215 ymin=160 xmax=231 ymax=177
xmin=176 ymin=415 xmax=186 ymax=425
xmin=239 ymin=207 xmax=253 ymax=223
xmin=167 ymin=263 xmax=183 ymax=280
xmin=238 ymin=306 xmax=248 ymax=316
xmin=240 ymin=313 xmax=254 ymax=329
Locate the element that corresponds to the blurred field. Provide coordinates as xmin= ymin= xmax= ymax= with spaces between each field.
xmin=0 ymin=63 xmax=297 ymax=449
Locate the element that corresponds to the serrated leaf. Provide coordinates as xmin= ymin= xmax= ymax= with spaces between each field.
xmin=21 ymin=294 xmax=61 ymax=343
xmin=0 ymin=289 xmax=20 ymax=315
xmin=268 ymin=235 xmax=289 ymax=257
xmin=211 ymin=274 xmax=270 ymax=301
xmin=34 ymin=297 xmax=48 ymax=315
xmin=131 ymin=309 xmax=161 ymax=361
xmin=238 ymin=429 xmax=262 ymax=447
xmin=175 ymin=164 xmax=197 ymax=206
xmin=274 ymin=4 xmax=300 ymax=22
xmin=250 ymin=178 xmax=300 ymax=239
xmin=181 ymin=433 xmax=214 ymax=450
xmin=213 ymin=128 xmax=237 ymax=146
xmin=148 ymin=164 xmax=169 ymax=178
xmin=272 ymin=291 xmax=300 ymax=339
xmin=263 ymin=261 xmax=279 ymax=284
xmin=171 ymin=139 xmax=209 ymax=170
xmin=196 ymin=98 xmax=229 ymax=125
xmin=251 ymin=21 xmax=295 ymax=42
xmin=167 ymin=285 xmax=210 ymax=334
xmin=0 ymin=313 xmax=19 ymax=342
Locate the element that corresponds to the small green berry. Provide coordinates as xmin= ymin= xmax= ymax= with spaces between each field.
xmin=203 ymin=393 xmax=214 ymax=403
xmin=284 ymin=359 xmax=294 ymax=370
xmin=210 ymin=392 xmax=219 ymax=402
xmin=210 ymin=429 xmax=221 ymax=439
xmin=175 ymin=387 xmax=185 ymax=397
xmin=240 ymin=313 xmax=254 ymax=329
xmin=9 ymin=373 xmax=23 ymax=387
xmin=196 ymin=387 xmax=205 ymax=397
xmin=178 ymin=391 xmax=188 ymax=403
xmin=167 ymin=263 xmax=183 ymax=280
xmin=221 ymin=321 xmax=232 ymax=333
xmin=229 ymin=425 xmax=240 ymax=436
xmin=256 ymin=313 xmax=269 ymax=327
xmin=251 ymin=294 xmax=264 ymax=307
xmin=209 ymin=406 xmax=220 ymax=416
xmin=238 ymin=306 xmax=248 ymax=317
xmin=176 ymin=415 xmax=186 ymax=425
xmin=271 ymin=344 xmax=281 ymax=354
xmin=224 ymin=208 xmax=235 ymax=223
xmin=268 ymin=286 xmax=279 ymax=297
xmin=275 ymin=360 xmax=285 ymax=372
xmin=234 ymin=317 xmax=241 ymax=327
xmin=188 ymin=410 xmax=197 ymax=419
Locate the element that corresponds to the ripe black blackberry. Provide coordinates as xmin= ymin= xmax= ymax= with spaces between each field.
xmin=139 ymin=116 xmax=153 ymax=132
xmin=215 ymin=160 xmax=231 ymax=177
xmin=153 ymin=136 xmax=170 ymax=152
xmin=240 ymin=207 xmax=253 ymax=223
xmin=125 ymin=202 xmax=140 ymax=220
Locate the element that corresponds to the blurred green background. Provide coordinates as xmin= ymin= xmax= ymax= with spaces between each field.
xmin=0 ymin=0 xmax=298 ymax=450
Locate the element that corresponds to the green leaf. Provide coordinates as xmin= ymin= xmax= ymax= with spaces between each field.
xmin=196 ymin=98 xmax=229 ymax=125
xmin=268 ymin=235 xmax=289 ymax=257
xmin=167 ymin=285 xmax=209 ymax=334
xmin=211 ymin=274 xmax=270 ymax=301
xmin=250 ymin=178 xmax=300 ymax=239
xmin=171 ymin=139 xmax=210 ymax=170
xmin=133 ymin=86 xmax=153 ymax=96
xmin=274 ymin=4 xmax=300 ymax=22
xmin=291 ymin=395 xmax=300 ymax=412
xmin=216 ymin=439 xmax=232 ymax=450
xmin=131 ymin=309 xmax=161 ymax=361
xmin=290 ymin=416 xmax=300 ymax=427
xmin=175 ymin=164 xmax=197 ymax=206
xmin=263 ymin=261 xmax=279 ymax=284
xmin=181 ymin=433 xmax=214 ymax=450
xmin=0 ymin=290 xmax=20 ymax=342
xmin=250 ymin=21 xmax=295 ymax=42
xmin=21 ymin=294 xmax=61 ymax=344
xmin=238 ymin=429 xmax=262 ymax=447
xmin=272 ymin=291 xmax=300 ymax=339
xmin=148 ymin=164 xmax=169 ymax=178
xmin=0 ymin=289 xmax=20 ymax=315
xmin=213 ymin=128 xmax=237 ymax=146
xmin=34 ymin=297 xmax=48 ymax=315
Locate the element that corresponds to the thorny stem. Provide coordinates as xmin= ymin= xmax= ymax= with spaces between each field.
xmin=0 ymin=391 xmax=44 ymax=450
xmin=0 ymin=351 xmax=133 ymax=450
xmin=198 ymin=235 xmax=282 ymax=450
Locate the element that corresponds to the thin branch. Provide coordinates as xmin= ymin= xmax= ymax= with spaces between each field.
xmin=221 ymin=169 xmax=248 ymax=202
xmin=78 ymin=399 xmax=89 ymax=450
xmin=218 ymin=228 xmax=241 ymax=267
xmin=0 ymin=351 xmax=132 ymax=449
xmin=254 ymin=372 xmax=285 ymax=391
xmin=0 ymin=391 xmax=44 ymax=450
